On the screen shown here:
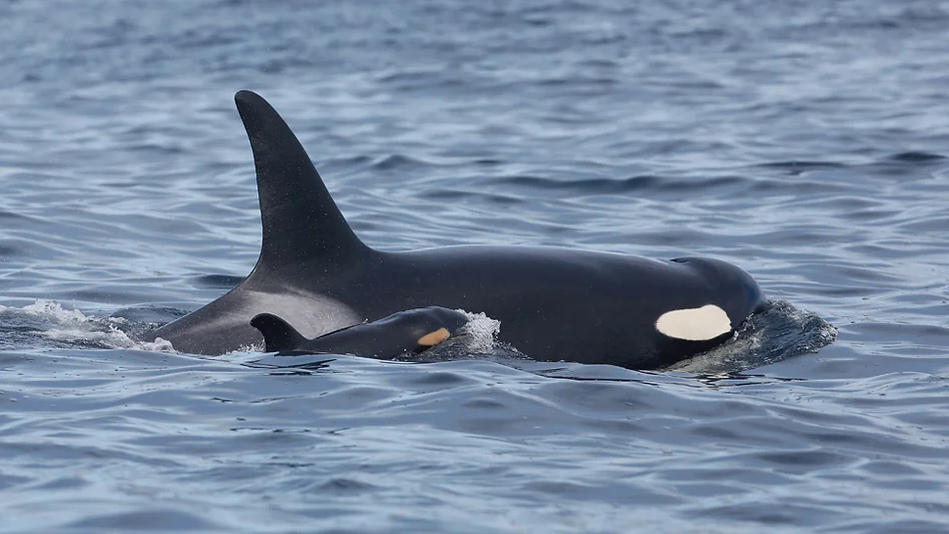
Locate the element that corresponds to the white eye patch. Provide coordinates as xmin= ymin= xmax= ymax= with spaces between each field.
xmin=655 ymin=305 xmax=732 ymax=341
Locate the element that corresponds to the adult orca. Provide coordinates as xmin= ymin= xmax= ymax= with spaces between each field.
xmin=149 ymin=90 xmax=766 ymax=369
xmin=250 ymin=306 xmax=470 ymax=358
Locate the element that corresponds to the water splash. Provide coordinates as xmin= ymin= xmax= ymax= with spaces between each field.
xmin=459 ymin=310 xmax=503 ymax=353
xmin=0 ymin=299 xmax=174 ymax=352
xmin=667 ymin=300 xmax=838 ymax=374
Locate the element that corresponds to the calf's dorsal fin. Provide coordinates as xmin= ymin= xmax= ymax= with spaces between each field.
xmin=250 ymin=313 xmax=308 ymax=352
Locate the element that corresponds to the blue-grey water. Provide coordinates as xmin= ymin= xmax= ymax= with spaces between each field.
xmin=2 ymin=1 xmax=949 ymax=532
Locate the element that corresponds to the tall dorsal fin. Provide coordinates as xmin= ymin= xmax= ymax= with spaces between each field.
xmin=234 ymin=90 xmax=368 ymax=268
xmin=250 ymin=313 xmax=308 ymax=352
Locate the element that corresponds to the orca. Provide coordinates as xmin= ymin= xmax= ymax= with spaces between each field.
xmin=149 ymin=90 xmax=766 ymax=369
xmin=250 ymin=306 xmax=470 ymax=358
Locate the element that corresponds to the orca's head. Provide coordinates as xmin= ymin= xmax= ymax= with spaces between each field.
xmin=375 ymin=306 xmax=471 ymax=349
xmin=655 ymin=256 xmax=765 ymax=343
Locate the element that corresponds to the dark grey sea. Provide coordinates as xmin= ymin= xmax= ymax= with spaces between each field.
xmin=1 ymin=1 xmax=948 ymax=532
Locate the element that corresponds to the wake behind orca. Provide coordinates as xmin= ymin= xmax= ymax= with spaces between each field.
xmin=149 ymin=91 xmax=766 ymax=369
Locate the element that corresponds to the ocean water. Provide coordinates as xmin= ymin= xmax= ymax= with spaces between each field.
xmin=2 ymin=0 xmax=949 ymax=532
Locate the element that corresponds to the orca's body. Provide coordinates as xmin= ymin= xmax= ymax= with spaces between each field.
xmin=150 ymin=91 xmax=765 ymax=369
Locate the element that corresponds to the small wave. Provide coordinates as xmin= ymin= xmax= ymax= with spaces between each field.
xmin=420 ymin=188 xmax=525 ymax=206
xmin=667 ymin=300 xmax=838 ymax=375
xmin=190 ymin=274 xmax=244 ymax=289
xmin=45 ymin=326 xmax=174 ymax=352
xmin=488 ymin=174 xmax=745 ymax=195
xmin=885 ymin=151 xmax=945 ymax=163
xmin=755 ymin=160 xmax=848 ymax=175
xmin=1 ymin=299 xmax=90 ymax=324
xmin=370 ymin=154 xmax=431 ymax=172
xmin=0 ymin=300 xmax=174 ymax=352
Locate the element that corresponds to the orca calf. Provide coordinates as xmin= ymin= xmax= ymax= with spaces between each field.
xmin=149 ymin=90 xmax=766 ymax=369
xmin=250 ymin=306 xmax=470 ymax=358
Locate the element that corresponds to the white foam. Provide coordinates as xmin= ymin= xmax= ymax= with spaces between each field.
xmin=458 ymin=309 xmax=502 ymax=353
xmin=45 ymin=326 xmax=175 ymax=352
xmin=226 ymin=341 xmax=265 ymax=355
xmin=2 ymin=299 xmax=90 ymax=324
xmin=2 ymin=299 xmax=176 ymax=352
